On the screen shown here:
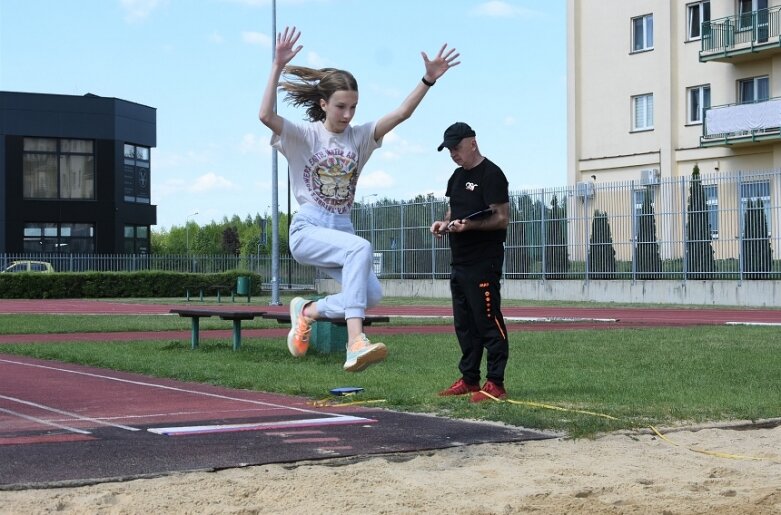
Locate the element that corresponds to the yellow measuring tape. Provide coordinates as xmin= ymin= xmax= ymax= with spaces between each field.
xmin=308 ymin=397 xmax=387 ymax=408
xmin=648 ymin=425 xmax=778 ymax=461
xmin=478 ymin=390 xmax=778 ymax=462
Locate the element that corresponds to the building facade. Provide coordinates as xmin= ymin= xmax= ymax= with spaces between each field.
xmin=0 ymin=92 xmax=156 ymax=254
xmin=567 ymin=0 xmax=781 ymax=261
xmin=568 ymin=0 xmax=781 ymax=183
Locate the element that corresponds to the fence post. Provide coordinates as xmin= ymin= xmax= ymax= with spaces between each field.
xmin=429 ymin=196 xmax=436 ymax=280
xmin=681 ymin=175 xmax=688 ymax=282
xmin=583 ymin=188 xmax=590 ymax=283
xmin=738 ymin=172 xmax=744 ymax=283
xmin=630 ymin=181 xmax=637 ymax=283
xmin=400 ymin=204 xmax=405 ymax=279
xmin=540 ymin=188 xmax=547 ymax=281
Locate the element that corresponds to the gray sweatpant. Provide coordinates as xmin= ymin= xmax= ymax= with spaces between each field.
xmin=289 ymin=204 xmax=382 ymax=320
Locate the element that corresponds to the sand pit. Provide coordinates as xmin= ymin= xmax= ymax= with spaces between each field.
xmin=1 ymin=423 xmax=779 ymax=514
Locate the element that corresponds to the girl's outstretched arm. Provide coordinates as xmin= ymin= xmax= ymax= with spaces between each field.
xmin=374 ymin=44 xmax=460 ymax=141
xmin=259 ymin=26 xmax=303 ymax=135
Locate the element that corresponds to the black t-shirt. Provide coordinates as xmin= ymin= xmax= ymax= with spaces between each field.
xmin=445 ymin=157 xmax=509 ymax=264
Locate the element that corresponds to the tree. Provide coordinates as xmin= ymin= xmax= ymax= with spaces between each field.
xmin=588 ymin=210 xmax=616 ymax=279
xmin=221 ymin=226 xmax=241 ymax=256
xmin=685 ymin=164 xmax=715 ymax=279
xmin=635 ymin=186 xmax=661 ymax=279
xmin=544 ymin=195 xmax=569 ymax=279
xmin=742 ymin=199 xmax=773 ymax=279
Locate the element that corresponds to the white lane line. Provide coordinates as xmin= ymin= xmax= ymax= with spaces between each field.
xmin=0 ymin=358 xmax=339 ymax=417
xmin=504 ymin=317 xmax=618 ymax=323
xmin=725 ymin=321 xmax=781 ymax=326
xmin=148 ymin=415 xmax=375 ymax=436
xmin=0 ymin=407 xmax=92 ymax=435
xmin=0 ymin=395 xmax=139 ymax=431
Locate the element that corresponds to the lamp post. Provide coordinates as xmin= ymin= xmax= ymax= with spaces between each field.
xmin=186 ymin=211 xmax=199 ymax=255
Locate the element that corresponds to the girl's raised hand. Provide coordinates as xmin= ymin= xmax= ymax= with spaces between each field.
xmin=421 ymin=44 xmax=461 ymax=81
xmin=275 ymin=26 xmax=303 ymax=66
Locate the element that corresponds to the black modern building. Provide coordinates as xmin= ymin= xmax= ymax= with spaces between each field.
xmin=0 ymin=91 xmax=156 ymax=254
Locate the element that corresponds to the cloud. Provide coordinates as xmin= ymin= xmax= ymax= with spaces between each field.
xmin=153 ymin=177 xmax=188 ymax=200
xmin=242 ymin=31 xmax=272 ymax=47
xmin=239 ymin=133 xmax=271 ymax=155
xmin=368 ymin=82 xmax=401 ymax=100
xmin=119 ymin=0 xmax=165 ymax=22
xmin=209 ymin=32 xmax=224 ymax=44
xmin=377 ymin=130 xmax=426 ymax=160
xmin=471 ymin=1 xmax=540 ymax=18
xmin=504 ymin=115 xmax=516 ymax=126
xmin=219 ymin=0 xmax=328 ymax=6
xmin=307 ymin=51 xmax=328 ymax=68
xmin=190 ymin=172 xmax=236 ymax=192
xmin=153 ymin=149 xmax=212 ymax=170
xmin=379 ymin=150 xmax=401 ymax=161
xmin=358 ymin=170 xmax=395 ymax=189
xmin=382 ymin=131 xmax=400 ymax=144
xmin=221 ymin=0 xmax=269 ymax=5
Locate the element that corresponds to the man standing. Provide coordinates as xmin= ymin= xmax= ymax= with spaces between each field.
xmin=430 ymin=122 xmax=511 ymax=403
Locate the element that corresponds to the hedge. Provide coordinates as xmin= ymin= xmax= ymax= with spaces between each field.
xmin=0 ymin=271 xmax=263 ymax=299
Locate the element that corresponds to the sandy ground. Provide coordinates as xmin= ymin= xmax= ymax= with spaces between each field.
xmin=1 ymin=424 xmax=779 ymax=514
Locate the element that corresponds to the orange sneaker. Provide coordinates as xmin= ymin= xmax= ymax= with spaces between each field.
xmin=469 ymin=380 xmax=507 ymax=403
xmin=343 ymin=333 xmax=387 ymax=372
xmin=287 ymin=297 xmax=313 ymax=357
xmin=438 ymin=378 xmax=480 ymax=396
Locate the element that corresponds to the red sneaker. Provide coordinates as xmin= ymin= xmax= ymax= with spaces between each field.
xmin=438 ymin=378 xmax=480 ymax=396
xmin=470 ymin=380 xmax=507 ymax=403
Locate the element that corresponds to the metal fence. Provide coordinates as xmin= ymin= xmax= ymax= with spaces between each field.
xmin=353 ymin=169 xmax=781 ymax=281
xmin=701 ymin=6 xmax=781 ymax=57
xmin=4 ymin=169 xmax=780 ymax=283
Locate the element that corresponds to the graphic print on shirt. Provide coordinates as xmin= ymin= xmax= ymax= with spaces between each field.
xmin=303 ymin=146 xmax=359 ymax=214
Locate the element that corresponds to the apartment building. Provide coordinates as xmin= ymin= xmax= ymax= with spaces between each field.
xmin=567 ymin=0 xmax=781 ymax=261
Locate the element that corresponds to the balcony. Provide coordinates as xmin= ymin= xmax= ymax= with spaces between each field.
xmin=701 ymin=97 xmax=781 ymax=147
xmin=700 ymin=7 xmax=781 ymax=63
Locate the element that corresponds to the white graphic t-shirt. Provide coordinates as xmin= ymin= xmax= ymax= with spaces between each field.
xmin=272 ymin=118 xmax=381 ymax=214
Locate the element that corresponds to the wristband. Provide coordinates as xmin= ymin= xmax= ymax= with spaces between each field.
xmin=421 ymin=77 xmax=436 ymax=87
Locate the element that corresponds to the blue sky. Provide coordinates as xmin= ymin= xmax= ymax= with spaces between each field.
xmin=0 ymin=0 xmax=566 ymax=230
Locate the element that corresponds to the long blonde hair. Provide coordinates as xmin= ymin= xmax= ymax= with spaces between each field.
xmin=279 ymin=66 xmax=358 ymax=122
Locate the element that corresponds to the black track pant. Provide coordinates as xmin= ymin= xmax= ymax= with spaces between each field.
xmin=449 ymin=256 xmax=508 ymax=386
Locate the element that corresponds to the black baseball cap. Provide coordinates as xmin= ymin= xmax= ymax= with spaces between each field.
xmin=437 ymin=122 xmax=476 ymax=151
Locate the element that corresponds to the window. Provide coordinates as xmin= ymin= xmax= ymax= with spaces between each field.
xmin=124 ymin=225 xmax=149 ymax=254
xmin=632 ymin=94 xmax=654 ymax=131
xmin=123 ymin=143 xmax=151 ymax=204
xmin=22 ymin=139 xmax=57 ymax=199
xmin=632 ymin=14 xmax=654 ymax=52
xmin=23 ymin=223 xmax=95 ymax=253
xmin=687 ymin=1 xmax=710 ymax=40
xmin=704 ymin=184 xmax=719 ymax=238
xmin=738 ymin=0 xmax=768 ymax=31
xmin=740 ymin=180 xmax=771 ymax=236
xmin=738 ymin=76 xmax=769 ymax=104
xmin=687 ymin=85 xmax=711 ymax=124
xmin=23 ymin=138 xmax=95 ymax=200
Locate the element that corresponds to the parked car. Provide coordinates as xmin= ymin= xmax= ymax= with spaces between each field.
xmin=1 ymin=260 xmax=55 ymax=273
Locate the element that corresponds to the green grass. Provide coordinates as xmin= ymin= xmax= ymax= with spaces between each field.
xmin=1 ymin=317 xmax=779 ymax=438
xmin=0 ymin=314 xmax=452 ymax=334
